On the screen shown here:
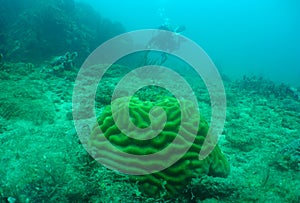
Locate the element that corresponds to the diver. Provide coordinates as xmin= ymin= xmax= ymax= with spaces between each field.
xmin=158 ymin=21 xmax=186 ymax=34
xmin=144 ymin=20 xmax=186 ymax=65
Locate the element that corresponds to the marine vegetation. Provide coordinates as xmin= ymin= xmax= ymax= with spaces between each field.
xmin=0 ymin=0 xmax=125 ymax=64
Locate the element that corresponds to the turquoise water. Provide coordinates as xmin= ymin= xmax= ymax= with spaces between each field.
xmin=82 ymin=0 xmax=300 ymax=85
xmin=0 ymin=0 xmax=299 ymax=202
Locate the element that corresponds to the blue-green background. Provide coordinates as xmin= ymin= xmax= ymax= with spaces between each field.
xmin=79 ymin=0 xmax=300 ymax=85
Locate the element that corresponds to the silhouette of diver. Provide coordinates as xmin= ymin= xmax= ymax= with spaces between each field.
xmin=144 ymin=21 xmax=186 ymax=65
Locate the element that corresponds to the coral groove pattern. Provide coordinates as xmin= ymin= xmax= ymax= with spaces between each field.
xmin=90 ymin=96 xmax=230 ymax=197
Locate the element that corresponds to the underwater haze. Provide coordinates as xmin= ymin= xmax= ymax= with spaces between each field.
xmin=80 ymin=0 xmax=300 ymax=85
xmin=1 ymin=0 xmax=300 ymax=202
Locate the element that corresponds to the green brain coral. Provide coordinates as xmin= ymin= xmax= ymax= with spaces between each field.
xmin=90 ymin=96 xmax=230 ymax=198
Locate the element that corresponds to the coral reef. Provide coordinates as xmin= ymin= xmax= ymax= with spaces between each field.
xmin=48 ymin=52 xmax=78 ymax=72
xmin=0 ymin=64 xmax=55 ymax=124
xmin=90 ymin=96 xmax=230 ymax=198
xmin=234 ymin=75 xmax=300 ymax=100
xmin=0 ymin=0 xmax=125 ymax=64
xmin=1 ymin=63 xmax=299 ymax=202
xmin=275 ymin=138 xmax=300 ymax=171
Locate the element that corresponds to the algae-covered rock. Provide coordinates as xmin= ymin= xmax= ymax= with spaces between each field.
xmin=275 ymin=138 xmax=300 ymax=171
xmin=0 ymin=78 xmax=55 ymax=124
xmin=89 ymin=96 xmax=230 ymax=198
